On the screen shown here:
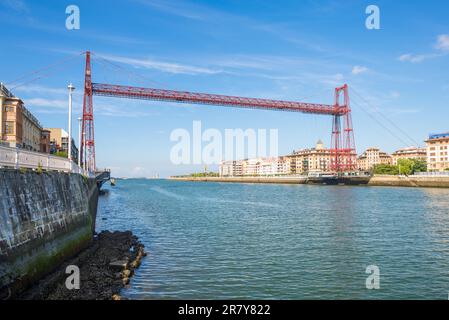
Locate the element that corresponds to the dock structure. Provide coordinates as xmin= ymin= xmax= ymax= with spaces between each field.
xmin=95 ymin=169 xmax=111 ymax=188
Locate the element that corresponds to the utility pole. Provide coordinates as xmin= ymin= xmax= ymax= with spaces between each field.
xmin=67 ymin=83 xmax=75 ymax=170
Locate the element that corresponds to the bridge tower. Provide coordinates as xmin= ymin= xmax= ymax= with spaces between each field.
xmin=330 ymin=84 xmax=356 ymax=172
xmin=81 ymin=51 xmax=96 ymax=172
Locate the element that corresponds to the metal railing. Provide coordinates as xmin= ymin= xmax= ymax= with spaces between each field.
xmin=0 ymin=145 xmax=86 ymax=175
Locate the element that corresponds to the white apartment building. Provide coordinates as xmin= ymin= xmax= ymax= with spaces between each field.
xmin=357 ymin=147 xmax=392 ymax=171
xmin=219 ymin=157 xmax=292 ymax=177
xmin=391 ymin=146 xmax=427 ymax=165
xmin=426 ymin=133 xmax=449 ymax=172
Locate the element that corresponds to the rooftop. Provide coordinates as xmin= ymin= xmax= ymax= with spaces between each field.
xmin=428 ymin=132 xmax=449 ymax=140
xmin=0 ymin=83 xmax=14 ymax=98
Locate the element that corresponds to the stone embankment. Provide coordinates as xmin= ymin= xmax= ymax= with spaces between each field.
xmin=367 ymin=175 xmax=449 ymax=188
xmin=0 ymin=169 xmax=99 ymax=298
xmin=170 ymin=175 xmax=449 ymax=188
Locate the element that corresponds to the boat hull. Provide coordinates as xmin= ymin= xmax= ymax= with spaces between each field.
xmin=307 ymin=175 xmax=371 ymax=185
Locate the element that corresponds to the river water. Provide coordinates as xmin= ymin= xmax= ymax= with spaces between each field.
xmin=96 ymin=179 xmax=449 ymax=299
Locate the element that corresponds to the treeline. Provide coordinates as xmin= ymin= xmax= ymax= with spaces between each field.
xmin=373 ymin=159 xmax=427 ymax=175
xmin=189 ymin=172 xmax=220 ymax=177
xmin=172 ymin=172 xmax=220 ymax=178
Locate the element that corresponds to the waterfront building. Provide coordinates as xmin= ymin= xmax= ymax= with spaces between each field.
xmin=220 ymin=157 xmax=291 ymax=177
xmin=219 ymin=160 xmax=233 ymax=176
xmin=258 ymin=158 xmax=276 ymax=176
xmin=357 ymin=147 xmax=392 ymax=171
xmin=256 ymin=157 xmax=292 ymax=176
xmin=286 ymin=140 xmax=333 ymax=174
xmin=219 ymin=140 xmax=359 ymax=176
xmin=46 ymin=128 xmax=79 ymax=163
xmin=391 ymin=146 xmax=426 ymax=165
xmin=276 ymin=156 xmax=292 ymax=175
xmin=0 ymin=83 xmax=45 ymax=151
xmin=425 ymin=132 xmax=449 ymax=172
xmin=243 ymin=158 xmax=261 ymax=176
xmin=40 ymin=129 xmax=51 ymax=154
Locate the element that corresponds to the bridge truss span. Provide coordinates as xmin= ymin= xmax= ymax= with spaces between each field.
xmin=80 ymin=51 xmax=357 ymax=173
xmin=92 ymin=83 xmax=343 ymax=116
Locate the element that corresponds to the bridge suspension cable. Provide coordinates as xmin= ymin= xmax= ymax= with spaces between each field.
xmin=7 ymin=52 xmax=85 ymax=91
xmin=350 ymin=87 xmax=420 ymax=147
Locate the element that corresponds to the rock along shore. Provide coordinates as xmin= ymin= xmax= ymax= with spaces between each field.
xmin=18 ymin=231 xmax=146 ymax=300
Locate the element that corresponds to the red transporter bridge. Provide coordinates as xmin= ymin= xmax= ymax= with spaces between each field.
xmin=80 ymin=51 xmax=356 ymax=173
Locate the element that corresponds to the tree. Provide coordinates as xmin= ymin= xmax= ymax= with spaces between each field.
xmin=54 ymin=151 xmax=68 ymax=158
xmin=397 ymin=159 xmax=414 ymax=175
xmin=373 ymin=164 xmax=399 ymax=175
xmin=411 ymin=159 xmax=427 ymax=173
xmin=397 ymin=158 xmax=427 ymax=175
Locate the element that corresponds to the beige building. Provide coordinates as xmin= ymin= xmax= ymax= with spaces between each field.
xmin=220 ymin=160 xmax=244 ymax=176
xmin=220 ymin=156 xmax=292 ymax=177
xmin=40 ymin=129 xmax=51 ymax=154
xmin=391 ymin=146 xmax=426 ymax=165
xmin=219 ymin=140 xmax=358 ymax=176
xmin=426 ymin=133 xmax=449 ymax=172
xmin=46 ymin=128 xmax=78 ymax=162
xmin=357 ymin=147 xmax=392 ymax=171
xmin=1 ymin=83 xmax=44 ymax=151
xmin=47 ymin=128 xmax=69 ymax=152
xmin=286 ymin=140 xmax=333 ymax=174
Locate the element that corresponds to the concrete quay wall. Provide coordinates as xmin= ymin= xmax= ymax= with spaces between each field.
xmin=0 ymin=169 xmax=99 ymax=298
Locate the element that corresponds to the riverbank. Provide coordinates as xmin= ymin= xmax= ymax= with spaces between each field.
xmin=18 ymin=230 xmax=146 ymax=300
xmin=170 ymin=176 xmax=307 ymax=184
xmin=170 ymin=174 xmax=449 ymax=188
xmin=368 ymin=174 xmax=449 ymax=188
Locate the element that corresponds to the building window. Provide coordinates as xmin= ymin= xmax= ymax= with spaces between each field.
xmin=4 ymin=105 xmax=14 ymax=112
xmin=4 ymin=121 xmax=14 ymax=135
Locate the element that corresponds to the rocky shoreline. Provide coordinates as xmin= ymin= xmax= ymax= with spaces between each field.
xmin=18 ymin=231 xmax=146 ymax=300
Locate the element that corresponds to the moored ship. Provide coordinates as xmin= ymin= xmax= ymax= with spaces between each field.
xmin=307 ymin=171 xmax=371 ymax=185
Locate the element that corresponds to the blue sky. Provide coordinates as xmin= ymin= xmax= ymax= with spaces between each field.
xmin=1 ymin=0 xmax=448 ymax=177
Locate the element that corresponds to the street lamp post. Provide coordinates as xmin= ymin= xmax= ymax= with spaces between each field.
xmin=67 ymin=83 xmax=75 ymax=171
xmin=78 ymin=117 xmax=82 ymax=168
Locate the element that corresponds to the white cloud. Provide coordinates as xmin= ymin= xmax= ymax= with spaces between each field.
xmin=136 ymin=0 xmax=327 ymax=53
xmin=398 ymin=53 xmax=429 ymax=63
xmin=399 ymin=34 xmax=449 ymax=63
xmin=135 ymin=0 xmax=212 ymax=21
xmin=351 ymin=65 xmax=368 ymax=75
xmin=435 ymin=34 xmax=449 ymax=52
xmin=13 ymin=84 xmax=68 ymax=95
xmin=1 ymin=0 xmax=29 ymax=12
xmin=24 ymin=95 xmax=160 ymax=118
xmin=98 ymin=53 xmax=222 ymax=75
xmin=390 ymin=91 xmax=401 ymax=99
xmin=27 ymin=98 xmax=67 ymax=109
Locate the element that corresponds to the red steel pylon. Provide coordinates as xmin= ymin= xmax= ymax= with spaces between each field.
xmin=81 ymin=51 xmax=96 ymax=173
xmin=330 ymin=84 xmax=356 ymax=172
